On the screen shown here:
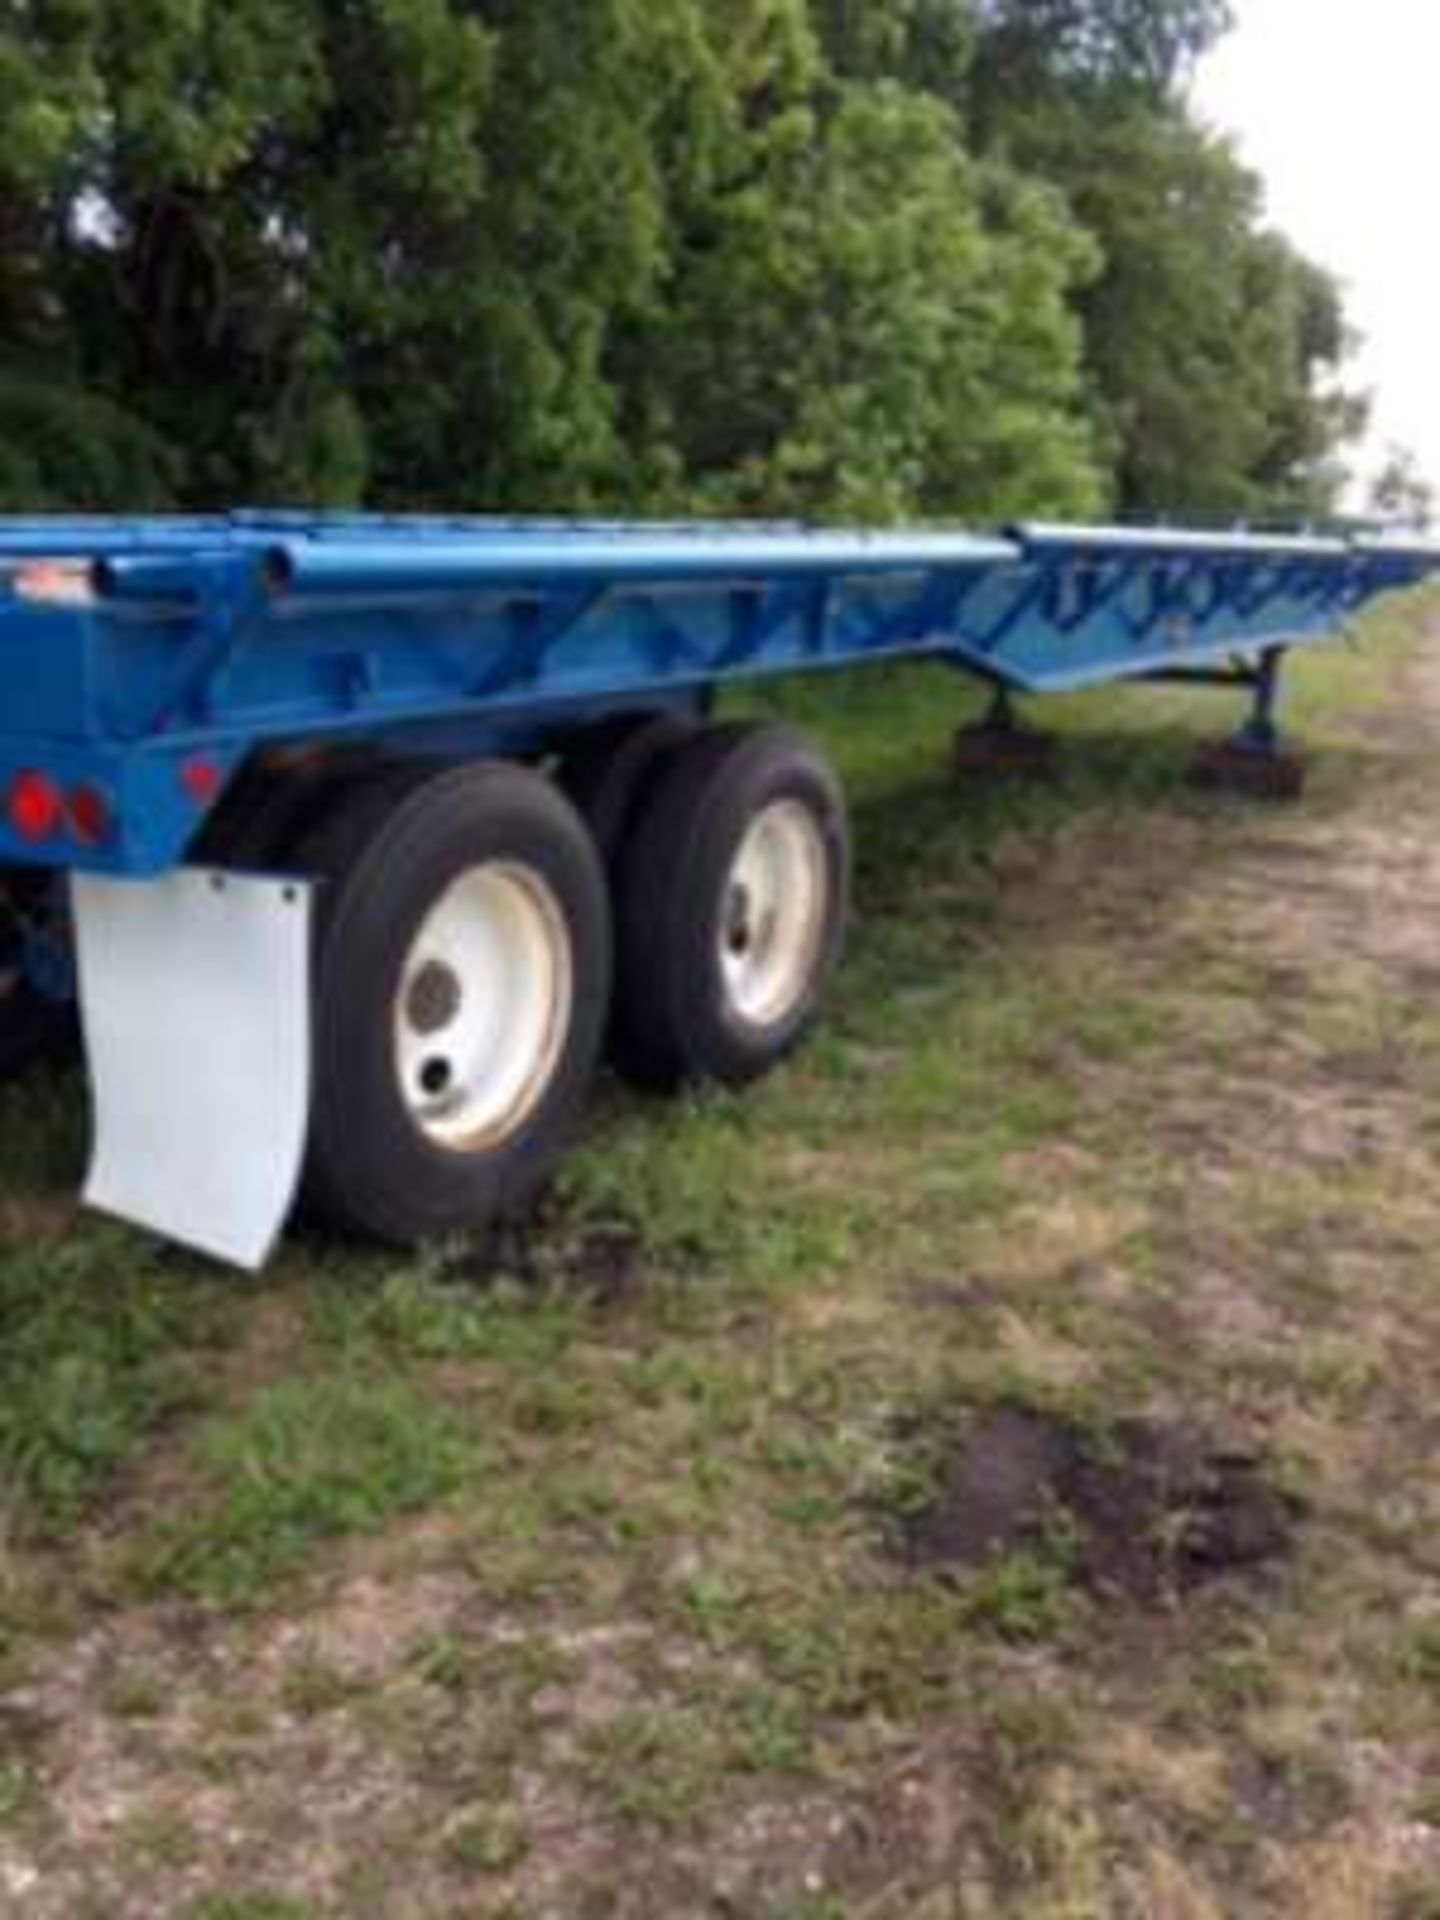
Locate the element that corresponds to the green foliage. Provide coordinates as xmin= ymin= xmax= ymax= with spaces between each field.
xmin=961 ymin=2 xmax=1362 ymax=517
xmin=978 ymin=95 xmax=1361 ymax=517
xmin=0 ymin=0 xmax=1357 ymax=519
xmin=0 ymin=374 xmax=176 ymax=510
xmin=1371 ymin=446 xmax=1435 ymax=530
xmin=971 ymin=0 xmax=1232 ymax=103
xmin=622 ymin=60 xmax=1101 ymax=521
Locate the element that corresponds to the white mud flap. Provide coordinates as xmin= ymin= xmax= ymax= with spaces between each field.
xmin=73 ymin=869 xmax=313 ymax=1270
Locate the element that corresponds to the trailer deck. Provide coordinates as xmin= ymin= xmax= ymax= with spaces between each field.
xmin=0 ymin=515 xmax=1432 ymax=877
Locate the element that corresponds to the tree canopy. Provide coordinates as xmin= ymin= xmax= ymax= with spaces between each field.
xmin=0 ymin=0 xmax=1362 ymax=522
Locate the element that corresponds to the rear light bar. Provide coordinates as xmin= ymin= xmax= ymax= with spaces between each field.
xmin=67 ymin=783 xmax=114 ymax=846
xmin=4 ymin=756 xmax=221 ymax=853
xmin=9 ymin=771 xmax=64 ymax=842
xmin=8 ymin=771 xmax=115 ymax=847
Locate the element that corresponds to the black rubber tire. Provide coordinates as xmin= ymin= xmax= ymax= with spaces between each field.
xmin=0 ymin=978 xmax=73 ymax=1081
xmin=557 ymin=712 xmax=696 ymax=872
xmin=193 ymin=747 xmax=392 ymax=869
xmin=0 ymin=875 xmax=76 ymax=1081
xmin=612 ymin=722 xmax=850 ymax=1090
xmin=302 ymin=762 xmax=611 ymax=1245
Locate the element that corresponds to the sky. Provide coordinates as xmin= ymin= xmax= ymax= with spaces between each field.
xmin=1192 ymin=0 xmax=1440 ymax=511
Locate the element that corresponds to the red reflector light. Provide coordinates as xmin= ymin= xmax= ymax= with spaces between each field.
xmin=180 ymin=757 xmax=223 ymax=805
xmin=67 ymin=783 xmax=113 ymax=846
xmin=9 ymin=771 xmax=63 ymax=843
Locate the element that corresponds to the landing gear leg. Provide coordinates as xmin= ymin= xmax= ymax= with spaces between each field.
xmin=952 ymin=686 xmax=1059 ymax=779
xmin=1190 ymin=648 xmax=1307 ymax=800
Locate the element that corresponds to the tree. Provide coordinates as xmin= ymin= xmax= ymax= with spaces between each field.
xmin=957 ymin=21 xmax=1363 ymax=519
xmin=970 ymin=0 xmax=1231 ymax=110
xmin=810 ymin=0 xmax=1362 ymax=520
xmin=1052 ymin=112 xmax=1361 ymax=516
xmin=0 ymin=0 xmax=174 ymax=507
xmin=809 ymin=0 xmax=974 ymax=88
xmin=617 ymin=20 xmax=1103 ymax=520
xmin=1370 ymin=447 xmax=1435 ymax=531
xmin=0 ymin=0 xmax=1359 ymax=525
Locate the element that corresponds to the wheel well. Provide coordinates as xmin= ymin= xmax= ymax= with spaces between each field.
xmin=191 ymin=743 xmax=411 ymax=869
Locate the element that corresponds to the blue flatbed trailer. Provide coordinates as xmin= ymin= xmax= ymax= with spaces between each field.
xmin=0 ymin=512 xmax=1433 ymax=1266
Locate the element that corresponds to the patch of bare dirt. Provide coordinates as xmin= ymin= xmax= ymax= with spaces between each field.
xmin=434 ymin=1213 xmax=648 ymax=1304
xmin=0 ymin=1536 xmax=674 ymax=1920
xmin=891 ymin=1404 xmax=1303 ymax=1602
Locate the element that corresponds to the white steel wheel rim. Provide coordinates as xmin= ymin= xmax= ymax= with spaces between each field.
xmin=719 ymin=799 xmax=829 ymax=1030
xmin=394 ymin=862 xmax=574 ymax=1152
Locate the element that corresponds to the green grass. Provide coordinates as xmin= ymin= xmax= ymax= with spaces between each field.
xmin=122 ymin=1372 xmax=481 ymax=1604
xmin=1405 ymin=1620 xmax=1440 ymax=1691
xmin=0 ymin=1223 xmax=238 ymax=1532
xmin=0 ymin=589 xmax=1433 ymax=1915
xmin=183 ymin=1900 xmax=324 ymax=1920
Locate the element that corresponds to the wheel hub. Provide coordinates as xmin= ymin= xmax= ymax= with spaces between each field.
xmin=393 ymin=862 xmax=574 ymax=1152
xmin=718 ymin=800 xmax=828 ymax=1031
xmin=405 ymin=959 xmax=463 ymax=1036
xmin=724 ymin=883 xmax=754 ymax=957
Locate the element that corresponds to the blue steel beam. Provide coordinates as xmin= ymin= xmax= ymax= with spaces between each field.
xmin=0 ymin=514 xmax=1432 ymax=876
